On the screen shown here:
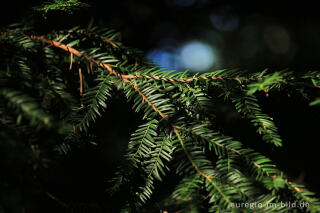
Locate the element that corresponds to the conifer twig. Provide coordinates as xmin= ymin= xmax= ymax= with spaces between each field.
xmin=45 ymin=192 xmax=68 ymax=208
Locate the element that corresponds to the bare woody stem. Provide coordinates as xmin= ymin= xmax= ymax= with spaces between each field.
xmin=28 ymin=35 xmax=232 ymax=84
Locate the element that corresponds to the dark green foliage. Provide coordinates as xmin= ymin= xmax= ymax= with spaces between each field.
xmin=1 ymin=23 xmax=320 ymax=213
xmin=232 ymin=92 xmax=282 ymax=146
xmin=33 ymin=0 xmax=90 ymax=18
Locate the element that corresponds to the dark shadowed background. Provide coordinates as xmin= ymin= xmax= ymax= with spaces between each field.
xmin=1 ymin=0 xmax=320 ymax=212
xmin=2 ymin=0 xmax=320 ymax=72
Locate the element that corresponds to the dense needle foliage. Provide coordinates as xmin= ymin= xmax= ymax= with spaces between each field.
xmin=1 ymin=2 xmax=320 ymax=212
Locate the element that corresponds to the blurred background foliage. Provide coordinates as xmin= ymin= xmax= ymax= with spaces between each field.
xmin=2 ymin=0 xmax=320 ymax=73
xmin=1 ymin=0 xmax=320 ymax=212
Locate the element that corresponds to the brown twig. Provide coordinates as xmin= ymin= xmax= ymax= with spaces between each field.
xmin=87 ymin=17 xmax=94 ymax=30
xmin=28 ymin=35 xmax=231 ymax=84
xmin=78 ymin=65 xmax=83 ymax=96
xmin=69 ymin=52 xmax=73 ymax=70
xmin=124 ymin=79 xmax=168 ymax=120
xmin=45 ymin=192 xmax=68 ymax=208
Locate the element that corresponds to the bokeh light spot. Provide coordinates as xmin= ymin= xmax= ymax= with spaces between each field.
xmin=180 ymin=42 xmax=215 ymax=72
xmin=240 ymin=25 xmax=263 ymax=58
xmin=146 ymin=49 xmax=179 ymax=71
xmin=210 ymin=14 xmax=239 ymax=32
xmin=264 ymin=25 xmax=291 ymax=54
xmin=203 ymin=30 xmax=225 ymax=48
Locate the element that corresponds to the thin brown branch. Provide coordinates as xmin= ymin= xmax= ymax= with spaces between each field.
xmin=27 ymin=35 xmax=232 ymax=84
xmin=1 ymin=30 xmax=319 ymax=89
xmin=45 ymin=192 xmax=68 ymax=208
xmin=87 ymin=17 xmax=94 ymax=30
xmin=78 ymin=65 xmax=83 ymax=96
xmin=29 ymin=35 xmax=118 ymax=75
xmin=173 ymin=126 xmax=232 ymax=205
xmin=69 ymin=52 xmax=73 ymax=70
xmin=124 ymin=79 xmax=168 ymax=120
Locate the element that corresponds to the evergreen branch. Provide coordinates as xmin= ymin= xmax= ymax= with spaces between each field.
xmin=173 ymin=126 xmax=233 ymax=207
xmin=247 ymin=72 xmax=283 ymax=95
xmin=0 ymin=88 xmax=52 ymax=128
xmin=123 ymin=79 xmax=170 ymax=120
xmin=128 ymin=119 xmax=159 ymax=162
xmin=120 ymin=71 xmax=283 ymax=206
xmin=173 ymin=83 xmax=216 ymax=120
xmin=7 ymin=34 xmax=246 ymax=84
xmin=144 ymin=136 xmax=172 ymax=181
xmin=26 ymin=35 xmax=121 ymax=82
xmin=215 ymin=159 xmax=258 ymax=200
xmin=137 ymin=135 xmax=173 ymax=203
xmin=2 ymin=25 xmax=320 ymax=212
xmin=66 ymin=29 xmax=119 ymax=48
xmin=287 ymin=182 xmax=320 ymax=212
xmin=74 ymin=72 xmax=113 ymax=132
xmin=178 ymin=124 xmax=280 ymax=181
xmin=310 ymin=98 xmax=320 ymax=106
xmin=21 ymin=33 xmax=320 ymax=92
xmin=171 ymin=174 xmax=204 ymax=202
xmin=232 ymin=92 xmax=282 ymax=146
xmin=33 ymin=0 xmax=90 ymax=17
